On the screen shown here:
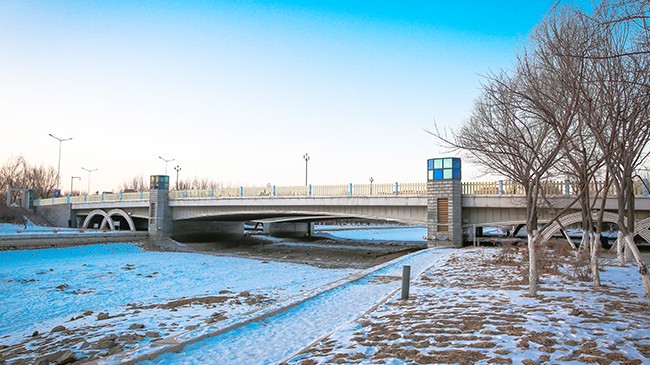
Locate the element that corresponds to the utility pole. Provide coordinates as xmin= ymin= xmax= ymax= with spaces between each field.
xmin=48 ymin=133 xmax=72 ymax=196
xmin=303 ymin=153 xmax=310 ymax=186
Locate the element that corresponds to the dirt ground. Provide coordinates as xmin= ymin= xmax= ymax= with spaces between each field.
xmin=167 ymin=234 xmax=427 ymax=269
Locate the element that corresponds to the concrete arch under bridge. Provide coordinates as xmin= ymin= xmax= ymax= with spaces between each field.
xmin=82 ymin=209 xmax=136 ymax=231
xmin=173 ymin=210 xmax=424 ymax=226
xmin=170 ymin=210 xmax=422 ymax=241
xmin=541 ymin=211 xmax=650 ymax=244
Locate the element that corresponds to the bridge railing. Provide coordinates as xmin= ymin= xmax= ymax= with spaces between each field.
xmin=32 ymin=179 xmax=650 ymax=206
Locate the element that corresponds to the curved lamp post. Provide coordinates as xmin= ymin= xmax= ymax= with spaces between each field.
xmin=48 ymin=133 xmax=72 ymax=194
xmin=82 ymin=167 xmax=97 ymax=194
xmin=159 ymin=156 xmax=174 ymax=175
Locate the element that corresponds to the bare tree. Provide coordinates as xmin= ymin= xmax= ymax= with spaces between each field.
xmin=118 ymin=175 xmax=148 ymax=192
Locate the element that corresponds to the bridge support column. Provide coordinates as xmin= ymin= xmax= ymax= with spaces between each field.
xmin=426 ymin=158 xmax=463 ymax=248
xmin=148 ymin=175 xmax=173 ymax=238
xmin=173 ymin=221 xmax=244 ymax=242
xmin=267 ymin=222 xmax=313 ymax=238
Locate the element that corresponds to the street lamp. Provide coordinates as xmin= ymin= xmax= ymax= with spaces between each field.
xmin=48 ymin=133 xmax=72 ymax=195
xmin=159 ymin=156 xmax=174 ymax=175
xmin=369 ymin=177 xmax=374 ymax=195
xmin=303 ymin=153 xmax=310 ymax=186
xmin=70 ymin=176 xmax=81 ymax=195
xmin=82 ymin=167 xmax=97 ymax=194
xmin=174 ymin=165 xmax=181 ymax=190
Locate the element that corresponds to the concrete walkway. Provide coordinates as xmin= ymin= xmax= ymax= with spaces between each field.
xmin=132 ymin=248 xmax=451 ymax=365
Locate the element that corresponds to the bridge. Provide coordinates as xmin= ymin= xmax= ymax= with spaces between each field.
xmin=31 ymin=170 xmax=650 ymax=246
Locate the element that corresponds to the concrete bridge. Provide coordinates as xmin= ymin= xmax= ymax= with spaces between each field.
xmin=29 ymin=158 xmax=650 ymax=246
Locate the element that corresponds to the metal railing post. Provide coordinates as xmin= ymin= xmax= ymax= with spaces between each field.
xmin=349 ymin=183 xmax=353 ymax=196
xmin=211 ymin=187 xmax=215 ymax=198
xmin=272 ymin=185 xmax=276 ymax=197
xmin=643 ymin=178 xmax=649 ymax=196
xmin=498 ymin=180 xmax=504 ymax=195
xmin=239 ymin=186 xmax=244 ymax=197
xmin=564 ymin=179 xmax=570 ymax=196
xmin=395 ymin=182 xmax=399 ymax=195
xmin=308 ymin=184 xmax=312 ymax=197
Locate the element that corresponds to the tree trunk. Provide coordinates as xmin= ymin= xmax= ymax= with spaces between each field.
xmin=623 ymin=234 xmax=650 ymax=302
xmin=591 ymin=232 xmax=601 ymax=287
xmin=616 ymin=230 xmax=625 ymax=264
xmin=528 ymin=231 xmax=538 ymax=296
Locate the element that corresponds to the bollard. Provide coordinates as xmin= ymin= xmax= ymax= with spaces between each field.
xmin=401 ymin=265 xmax=411 ymax=300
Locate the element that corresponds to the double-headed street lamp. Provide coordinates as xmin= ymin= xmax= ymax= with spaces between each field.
xmin=174 ymin=165 xmax=182 ymax=190
xmin=159 ymin=156 xmax=175 ymax=175
xmin=303 ymin=153 xmax=310 ymax=186
xmin=82 ymin=167 xmax=97 ymax=194
xmin=49 ymin=133 xmax=72 ymax=195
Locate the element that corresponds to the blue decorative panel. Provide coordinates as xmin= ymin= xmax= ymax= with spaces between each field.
xmin=428 ymin=158 xmax=461 ymax=181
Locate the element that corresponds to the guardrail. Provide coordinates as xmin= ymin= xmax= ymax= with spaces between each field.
xmin=32 ymin=179 xmax=650 ymax=206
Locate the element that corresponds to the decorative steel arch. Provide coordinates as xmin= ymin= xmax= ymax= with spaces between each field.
xmin=541 ymin=211 xmax=650 ymax=244
xmin=81 ymin=209 xmax=136 ymax=231
xmin=82 ymin=209 xmax=114 ymax=230
xmin=105 ymin=209 xmax=136 ymax=231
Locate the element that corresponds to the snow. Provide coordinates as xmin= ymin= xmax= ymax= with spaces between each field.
xmin=316 ymin=226 xmax=426 ymax=242
xmin=144 ymin=249 xmax=449 ymax=365
xmin=1 ymin=224 xmax=649 ymax=364
xmin=0 ymin=222 xmax=104 ymax=235
xmin=0 ymin=243 xmax=355 ymax=363
xmin=283 ymin=248 xmax=650 ymax=364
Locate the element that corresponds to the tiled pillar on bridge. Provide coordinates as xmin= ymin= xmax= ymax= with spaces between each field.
xmin=427 ymin=158 xmax=463 ymax=248
xmin=148 ymin=175 xmax=173 ymax=237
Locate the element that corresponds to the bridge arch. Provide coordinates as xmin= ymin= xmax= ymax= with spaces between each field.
xmin=105 ymin=209 xmax=136 ymax=231
xmin=82 ymin=209 xmax=135 ymax=231
xmin=541 ymin=212 xmax=650 ymax=244
xmin=82 ymin=210 xmax=114 ymax=230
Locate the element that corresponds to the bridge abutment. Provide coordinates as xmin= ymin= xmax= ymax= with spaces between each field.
xmin=427 ymin=158 xmax=463 ymax=248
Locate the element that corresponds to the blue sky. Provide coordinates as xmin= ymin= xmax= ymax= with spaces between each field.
xmin=1 ymin=1 xmax=577 ymax=192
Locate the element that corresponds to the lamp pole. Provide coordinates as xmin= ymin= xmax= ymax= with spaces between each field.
xmin=82 ymin=167 xmax=97 ymax=194
xmin=48 ymin=133 xmax=72 ymax=194
xmin=174 ymin=165 xmax=181 ymax=190
xmin=303 ymin=153 xmax=310 ymax=186
xmin=159 ymin=156 xmax=174 ymax=175
xmin=70 ymin=176 xmax=81 ymax=195
xmin=370 ymin=177 xmax=374 ymax=195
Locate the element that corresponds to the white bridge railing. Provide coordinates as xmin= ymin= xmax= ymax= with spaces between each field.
xmin=32 ymin=179 xmax=650 ymax=206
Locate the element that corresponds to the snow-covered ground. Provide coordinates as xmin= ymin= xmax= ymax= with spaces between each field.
xmin=316 ymin=225 xmax=426 ymax=242
xmin=286 ymin=248 xmax=650 ymax=364
xmin=0 ymin=243 xmax=356 ymax=364
xmin=2 ymin=223 xmax=649 ymax=364
xmin=0 ymin=222 xmax=102 ymax=235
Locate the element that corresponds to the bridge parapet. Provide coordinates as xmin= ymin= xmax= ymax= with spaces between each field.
xmin=32 ymin=179 xmax=649 ymax=207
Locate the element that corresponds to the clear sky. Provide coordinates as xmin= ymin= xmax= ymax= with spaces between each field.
xmin=0 ymin=1 xmax=577 ymax=193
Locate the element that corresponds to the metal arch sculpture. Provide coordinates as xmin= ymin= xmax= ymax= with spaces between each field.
xmin=541 ymin=212 xmax=650 ymax=244
xmin=636 ymin=217 xmax=650 ymax=244
xmin=540 ymin=211 xmax=622 ymax=243
xmin=105 ymin=209 xmax=136 ymax=231
xmin=81 ymin=209 xmax=114 ymax=230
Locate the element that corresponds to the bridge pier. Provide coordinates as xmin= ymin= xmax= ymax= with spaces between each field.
xmin=265 ymin=222 xmax=313 ymax=238
xmin=426 ymin=158 xmax=463 ymax=248
xmin=172 ymin=221 xmax=244 ymax=241
xmin=148 ymin=176 xmax=173 ymax=238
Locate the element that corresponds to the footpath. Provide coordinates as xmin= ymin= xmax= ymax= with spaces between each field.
xmin=95 ymin=248 xmax=451 ymax=364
